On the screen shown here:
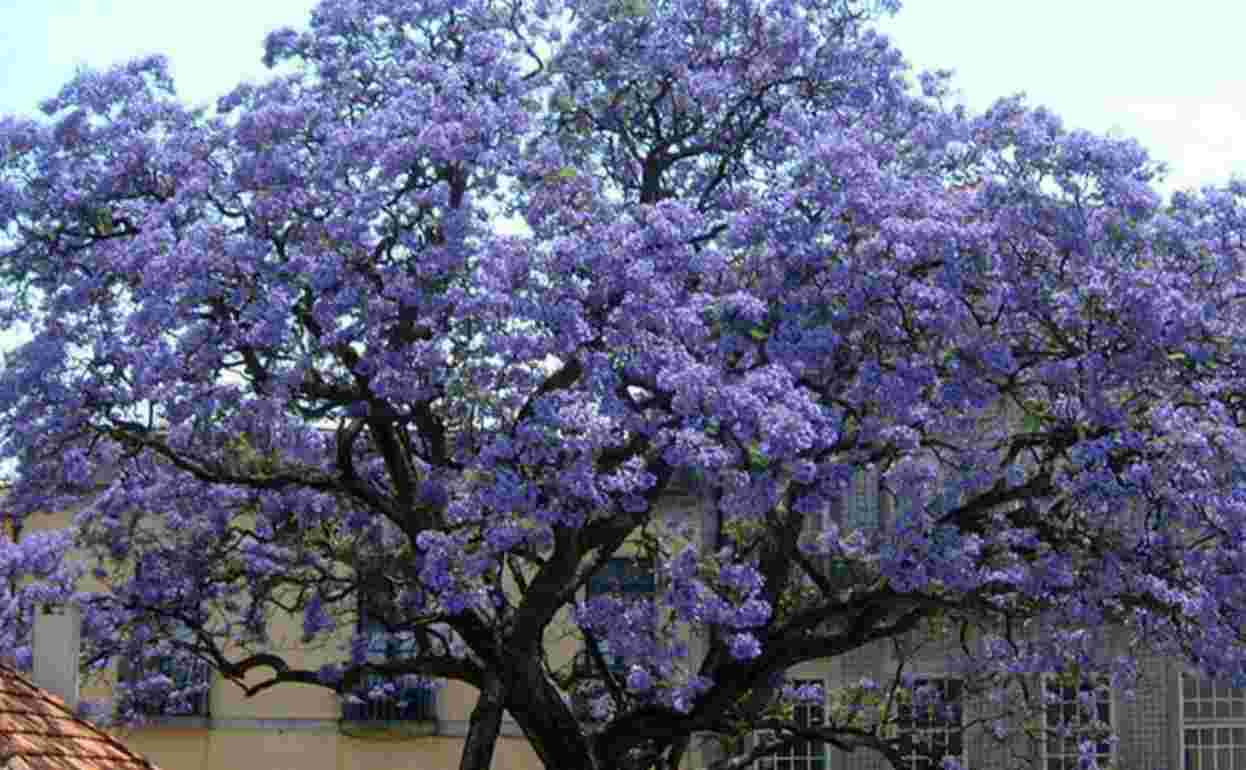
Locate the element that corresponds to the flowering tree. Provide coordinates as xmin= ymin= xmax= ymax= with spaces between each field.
xmin=3 ymin=0 xmax=1246 ymax=768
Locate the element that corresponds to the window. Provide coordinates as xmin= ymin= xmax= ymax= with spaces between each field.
xmin=584 ymin=557 xmax=656 ymax=674
xmin=891 ymin=472 xmax=964 ymax=561
xmin=1181 ymin=674 xmax=1246 ymax=770
xmin=117 ymin=649 xmax=212 ymax=718
xmin=845 ymin=465 xmax=882 ymax=531
xmin=803 ymin=466 xmax=882 ymax=586
xmin=342 ymin=613 xmax=435 ymax=722
xmin=896 ymin=677 xmax=964 ymax=770
xmin=1043 ymin=674 xmax=1112 ymax=770
xmin=114 ymin=561 xmax=211 ymax=718
xmin=754 ymin=679 xmax=829 ymax=770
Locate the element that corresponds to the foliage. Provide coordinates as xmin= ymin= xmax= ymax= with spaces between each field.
xmin=3 ymin=0 xmax=1246 ymax=768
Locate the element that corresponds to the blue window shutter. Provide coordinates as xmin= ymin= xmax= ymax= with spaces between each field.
xmin=346 ymin=610 xmax=435 ymax=722
xmin=586 ymin=558 xmax=654 ymax=673
xmin=589 ymin=558 xmax=654 ymax=595
xmin=846 ymin=466 xmax=880 ymax=530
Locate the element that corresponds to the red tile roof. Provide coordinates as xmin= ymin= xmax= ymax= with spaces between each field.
xmin=0 ymin=664 xmax=161 ymax=770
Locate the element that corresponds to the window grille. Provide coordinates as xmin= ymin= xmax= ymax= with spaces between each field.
xmin=342 ymin=612 xmax=435 ymax=722
xmin=1181 ymin=674 xmax=1246 ymax=770
xmin=117 ymin=649 xmax=211 ymax=717
xmin=752 ymin=679 xmax=829 ymax=770
xmin=1043 ymin=674 xmax=1112 ymax=770
xmin=896 ymin=677 xmax=964 ymax=770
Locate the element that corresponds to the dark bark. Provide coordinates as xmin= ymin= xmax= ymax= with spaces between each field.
xmin=502 ymin=657 xmax=600 ymax=770
xmin=460 ymin=674 xmax=505 ymax=770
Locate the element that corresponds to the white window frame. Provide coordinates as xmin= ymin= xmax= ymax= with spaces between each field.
xmin=752 ymin=678 xmax=831 ymax=770
xmin=1179 ymin=672 xmax=1246 ymax=770
xmin=1040 ymin=673 xmax=1114 ymax=770
xmin=895 ymin=675 xmax=965 ymax=770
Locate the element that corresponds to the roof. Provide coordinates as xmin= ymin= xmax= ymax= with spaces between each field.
xmin=0 ymin=664 xmax=161 ymax=770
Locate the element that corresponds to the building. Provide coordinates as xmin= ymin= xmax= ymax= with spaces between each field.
xmin=9 ymin=505 xmax=544 ymax=770
xmin=5 ymin=471 xmax=1238 ymax=770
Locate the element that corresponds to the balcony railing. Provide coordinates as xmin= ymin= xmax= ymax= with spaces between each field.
xmin=119 ymin=655 xmax=212 ymax=718
xmin=341 ymin=672 xmax=438 ymax=732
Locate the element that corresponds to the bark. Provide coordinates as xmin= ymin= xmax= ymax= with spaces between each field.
xmin=459 ymin=674 xmax=505 ymax=770
xmin=503 ymin=657 xmax=600 ymax=770
xmin=451 ymin=614 xmax=599 ymax=770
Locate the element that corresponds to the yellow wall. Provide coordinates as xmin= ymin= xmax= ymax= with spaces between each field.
xmin=13 ymin=507 xmax=544 ymax=770
xmin=117 ymin=727 xmax=542 ymax=770
xmin=15 ymin=492 xmax=823 ymax=770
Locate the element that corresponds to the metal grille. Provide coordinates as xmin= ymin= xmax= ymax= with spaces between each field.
xmin=341 ymin=675 xmax=436 ymax=722
xmin=753 ymin=679 xmax=829 ymax=770
xmin=118 ymin=654 xmax=212 ymax=717
xmin=1044 ymin=675 xmax=1112 ymax=770
xmin=897 ymin=678 xmax=964 ymax=770
xmin=1182 ymin=674 xmax=1246 ymax=770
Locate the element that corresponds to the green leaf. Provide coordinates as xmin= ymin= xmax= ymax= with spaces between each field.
xmin=93 ymin=208 xmax=114 ymax=235
xmin=612 ymin=0 xmax=649 ymax=17
xmin=747 ymin=444 xmax=770 ymax=471
xmin=557 ymin=166 xmax=578 ymax=179
xmin=1022 ymin=412 xmax=1043 ymax=433
xmin=748 ymin=326 xmax=768 ymax=341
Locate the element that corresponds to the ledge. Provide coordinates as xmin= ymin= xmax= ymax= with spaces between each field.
xmin=339 ymin=718 xmax=437 ymax=740
xmin=437 ymin=718 xmax=524 ymax=738
xmin=133 ymin=715 xmax=212 ymax=729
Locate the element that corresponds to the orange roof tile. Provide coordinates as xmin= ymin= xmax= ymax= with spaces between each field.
xmin=0 ymin=664 xmax=161 ymax=770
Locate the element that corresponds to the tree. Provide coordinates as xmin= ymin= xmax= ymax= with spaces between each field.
xmin=2 ymin=0 xmax=1246 ymax=768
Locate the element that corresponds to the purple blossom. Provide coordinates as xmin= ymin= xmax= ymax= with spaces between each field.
xmin=0 ymin=0 xmax=1241 ymax=766
xmin=626 ymin=667 xmax=653 ymax=692
xmin=728 ymin=632 xmax=762 ymax=660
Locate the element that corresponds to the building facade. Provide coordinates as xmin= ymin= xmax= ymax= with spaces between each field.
xmin=5 ymin=474 xmax=1237 ymax=770
xmin=10 ymin=506 xmax=546 ymax=770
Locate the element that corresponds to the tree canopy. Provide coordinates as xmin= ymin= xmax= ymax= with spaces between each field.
xmin=3 ymin=1 xmax=1246 ymax=768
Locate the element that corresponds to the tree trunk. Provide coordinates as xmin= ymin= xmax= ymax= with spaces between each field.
xmin=503 ymin=659 xmax=601 ymax=770
xmin=459 ymin=674 xmax=504 ymax=770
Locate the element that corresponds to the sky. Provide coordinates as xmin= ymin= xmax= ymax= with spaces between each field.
xmin=0 ymin=1 xmax=1243 ymax=196
xmin=877 ymin=2 xmax=1246 ymax=195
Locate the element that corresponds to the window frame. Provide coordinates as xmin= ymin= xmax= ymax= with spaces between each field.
xmin=1178 ymin=672 xmax=1246 ymax=770
xmin=582 ymin=556 xmax=657 ymax=676
xmin=1040 ymin=672 xmax=1114 ymax=770
xmin=115 ymin=641 xmax=212 ymax=719
xmin=341 ymin=607 xmax=436 ymax=723
xmin=803 ymin=465 xmax=887 ymax=587
xmin=894 ymin=675 xmax=965 ymax=770
xmin=115 ymin=559 xmax=212 ymax=719
xmin=751 ymin=677 xmax=831 ymax=770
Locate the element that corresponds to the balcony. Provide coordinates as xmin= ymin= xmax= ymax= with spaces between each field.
xmin=339 ymin=673 xmax=437 ymax=738
xmin=117 ymin=654 xmax=212 ymax=722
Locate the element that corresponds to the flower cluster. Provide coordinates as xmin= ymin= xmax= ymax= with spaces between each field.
xmin=3 ymin=0 xmax=1246 ymax=767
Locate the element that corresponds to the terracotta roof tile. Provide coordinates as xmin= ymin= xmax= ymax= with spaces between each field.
xmin=0 ymin=663 xmax=161 ymax=770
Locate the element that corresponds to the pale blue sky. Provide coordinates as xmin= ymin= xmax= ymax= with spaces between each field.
xmin=878 ymin=2 xmax=1246 ymax=194
xmin=0 ymin=1 xmax=1243 ymax=195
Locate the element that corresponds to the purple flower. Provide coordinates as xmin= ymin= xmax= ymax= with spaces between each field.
xmin=626 ymin=667 xmax=653 ymax=692
xmin=728 ymin=633 xmax=762 ymax=660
